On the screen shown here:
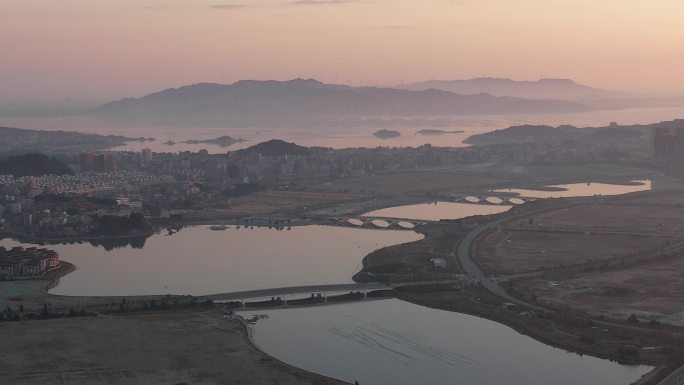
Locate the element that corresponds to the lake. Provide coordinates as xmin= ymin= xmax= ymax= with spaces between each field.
xmin=0 ymin=225 xmax=422 ymax=296
xmin=241 ymin=299 xmax=652 ymax=385
xmin=362 ymin=201 xmax=512 ymax=221
xmin=495 ymin=180 xmax=651 ymax=198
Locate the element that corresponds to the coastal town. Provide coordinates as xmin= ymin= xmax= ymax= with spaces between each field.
xmin=2 ymin=119 xmax=680 ymax=244
xmin=6 ymin=2 xmax=684 ymax=384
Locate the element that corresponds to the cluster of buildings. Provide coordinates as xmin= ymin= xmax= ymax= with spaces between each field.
xmin=0 ymin=171 xmax=174 ymax=196
xmin=0 ymin=246 xmax=60 ymax=279
xmin=0 ymin=169 xmax=176 ymax=236
xmin=129 ymin=146 xmax=445 ymax=186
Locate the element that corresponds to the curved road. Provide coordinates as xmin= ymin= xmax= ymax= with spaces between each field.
xmin=454 ymin=217 xmax=542 ymax=309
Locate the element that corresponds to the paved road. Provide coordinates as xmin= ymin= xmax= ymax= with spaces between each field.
xmin=452 ymin=198 xmax=612 ymax=308
xmin=454 ymin=216 xmax=543 ymax=309
xmin=657 ymin=366 xmax=684 ymax=385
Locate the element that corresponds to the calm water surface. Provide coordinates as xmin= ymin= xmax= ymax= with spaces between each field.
xmin=362 ymin=202 xmax=512 ymax=221
xmin=242 ymin=299 xmax=652 ymax=385
xmin=495 ymin=180 xmax=651 ymax=198
xmin=5 ymin=106 xmax=684 ymax=153
xmin=0 ymin=225 xmax=422 ymax=296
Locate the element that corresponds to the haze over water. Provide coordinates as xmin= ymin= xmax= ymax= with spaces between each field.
xmin=4 ymin=106 xmax=684 ymax=153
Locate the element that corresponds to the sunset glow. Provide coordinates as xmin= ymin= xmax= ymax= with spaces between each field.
xmin=2 ymin=0 xmax=684 ymax=107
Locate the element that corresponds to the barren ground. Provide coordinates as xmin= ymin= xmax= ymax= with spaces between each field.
xmin=0 ymin=309 xmax=346 ymax=385
xmin=476 ymin=229 xmax=673 ymax=274
xmin=513 ymin=252 xmax=684 ymax=322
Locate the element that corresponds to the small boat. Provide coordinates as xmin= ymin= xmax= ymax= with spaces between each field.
xmin=210 ymin=224 xmax=228 ymax=231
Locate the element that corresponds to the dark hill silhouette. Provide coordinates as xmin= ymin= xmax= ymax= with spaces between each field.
xmin=0 ymin=153 xmax=75 ymax=176
xmin=95 ymin=78 xmax=585 ymax=127
xmin=463 ymin=120 xmax=684 ymax=146
xmin=236 ymin=139 xmax=310 ymax=157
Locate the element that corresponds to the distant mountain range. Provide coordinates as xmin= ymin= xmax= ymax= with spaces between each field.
xmin=94 ymin=79 xmax=586 ymax=128
xmin=395 ymin=78 xmax=628 ymax=100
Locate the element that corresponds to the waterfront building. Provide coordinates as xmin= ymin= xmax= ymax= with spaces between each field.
xmin=0 ymin=246 xmax=60 ymax=279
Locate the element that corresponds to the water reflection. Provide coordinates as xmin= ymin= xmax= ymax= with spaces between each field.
xmin=4 ymin=234 xmax=151 ymax=251
xmin=0 ymin=225 xmax=422 ymax=296
xmin=242 ymin=299 xmax=652 ymax=385
xmin=495 ymin=180 xmax=651 ymax=199
xmin=362 ymin=201 xmax=512 ymax=221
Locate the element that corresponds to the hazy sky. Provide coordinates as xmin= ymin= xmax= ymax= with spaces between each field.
xmin=2 ymin=0 xmax=684 ymax=108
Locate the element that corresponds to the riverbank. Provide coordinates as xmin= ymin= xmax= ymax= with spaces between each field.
xmin=394 ymin=285 xmax=680 ymax=385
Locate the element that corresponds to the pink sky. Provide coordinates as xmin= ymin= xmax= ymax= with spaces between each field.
xmin=2 ymin=0 xmax=684 ymax=108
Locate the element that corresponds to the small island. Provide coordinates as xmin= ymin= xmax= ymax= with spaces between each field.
xmin=373 ymin=129 xmax=401 ymax=139
xmin=163 ymin=140 xmax=176 ymax=145
xmin=415 ymin=129 xmax=464 ymax=136
xmin=182 ymin=135 xmax=245 ymax=147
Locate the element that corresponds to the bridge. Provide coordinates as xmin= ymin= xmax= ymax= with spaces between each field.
xmin=339 ymin=217 xmax=425 ymax=229
xmin=205 ymin=283 xmax=390 ymax=301
xmin=451 ymin=193 xmax=532 ymax=205
xmin=205 ymin=279 xmax=466 ymax=302
xmin=226 ymin=215 xmax=425 ymax=230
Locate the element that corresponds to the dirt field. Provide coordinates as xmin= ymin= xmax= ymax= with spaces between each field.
xmin=613 ymin=190 xmax=684 ymax=206
xmin=457 ymin=162 xmax=657 ymax=185
xmin=0 ymin=309 xmax=345 ymax=385
xmin=509 ymin=199 xmax=684 ymax=237
xmin=476 ymin=229 xmax=673 ymax=274
xmin=308 ymin=170 xmax=504 ymax=194
xmin=208 ymin=190 xmax=367 ymax=215
xmin=480 ymin=191 xmax=684 ymax=321
xmin=513 ymin=252 xmax=684 ymax=322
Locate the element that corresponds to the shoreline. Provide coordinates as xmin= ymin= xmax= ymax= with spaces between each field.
xmin=234 ymin=312 xmax=352 ymax=385
xmin=1 ymin=182 xmax=676 ymax=385
xmin=394 ymin=289 xmax=673 ymax=385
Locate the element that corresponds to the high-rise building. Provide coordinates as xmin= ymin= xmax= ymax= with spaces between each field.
xmin=93 ymin=152 xmax=117 ymax=172
xmin=141 ymin=148 xmax=153 ymax=163
xmin=80 ymin=151 xmax=95 ymax=172
xmin=652 ymin=126 xmax=684 ymax=166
